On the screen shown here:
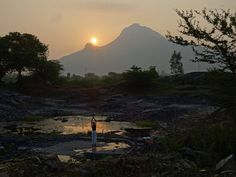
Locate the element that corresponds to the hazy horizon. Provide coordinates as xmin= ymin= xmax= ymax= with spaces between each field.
xmin=1 ymin=0 xmax=235 ymax=59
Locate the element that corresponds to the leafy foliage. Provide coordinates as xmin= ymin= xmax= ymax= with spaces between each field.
xmin=170 ymin=50 xmax=184 ymax=75
xmin=0 ymin=32 xmax=48 ymax=81
xmin=57 ymin=66 xmax=159 ymax=89
xmin=0 ymin=32 xmax=63 ymax=84
xmin=101 ymin=72 xmax=123 ymax=86
xmin=161 ymin=122 xmax=236 ymax=166
xmin=59 ymin=73 xmax=101 ymax=88
xmin=58 ymin=72 xmax=123 ymax=88
xmin=187 ymin=123 xmax=236 ymax=166
xmin=33 ymin=60 xmax=63 ymax=82
xmin=207 ymin=70 xmax=236 ymax=119
xmin=166 ymin=9 xmax=236 ymax=74
xmin=122 ymin=65 xmax=159 ymax=90
xmin=0 ymin=37 xmax=10 ymax=81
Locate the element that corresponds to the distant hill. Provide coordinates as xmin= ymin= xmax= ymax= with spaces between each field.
xmin=59 ymin=23 xmax=208 ymax=75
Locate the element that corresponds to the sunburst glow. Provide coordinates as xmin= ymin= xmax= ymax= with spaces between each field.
xmin=90 ymin=37 xmax=98 ymax=45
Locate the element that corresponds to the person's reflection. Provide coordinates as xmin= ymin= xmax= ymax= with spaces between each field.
xmin=92 ymin=144 xmax=97 ymax=161
xmin=92 ymin=145 xmax=97 ymax=153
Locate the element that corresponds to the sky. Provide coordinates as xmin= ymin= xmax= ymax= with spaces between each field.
xmin=0 ymin=0 xmax=235 ymax=59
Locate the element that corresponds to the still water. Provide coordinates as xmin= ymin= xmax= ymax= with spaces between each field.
xmin=1 ymin=115 xmax=142 ymax=135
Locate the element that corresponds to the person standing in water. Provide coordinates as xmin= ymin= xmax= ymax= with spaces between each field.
xmin=91 ymin=115 xmax=97 ymax=147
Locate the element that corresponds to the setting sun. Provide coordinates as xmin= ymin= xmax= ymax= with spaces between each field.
xmin=90 ymin=37 xmax=98 ymax=45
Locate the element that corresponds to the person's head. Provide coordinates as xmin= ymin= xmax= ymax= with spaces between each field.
xmin=92 ymin=113 xmax=95 ymax=119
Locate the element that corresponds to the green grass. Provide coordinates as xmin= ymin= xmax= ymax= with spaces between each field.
xmin=135 ymin=120 xmax=158 ymax=128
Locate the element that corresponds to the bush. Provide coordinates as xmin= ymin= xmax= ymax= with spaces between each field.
xmin=187 ymin=123 xmax=236 ymax=166
xmin=101 ymin=72 xmax=123 ymax=86
xmin=57 ymin=73 xmax=102 ymax=88
xmin=122 ymin=65 xmax=159 ymax=90
xmin=207 ymin=70 xmax=236 ymax=121
xmin=161 ymin=122 xmax=236 ymax=166
xmin=33 ymin=60 xmax=63 ymax=83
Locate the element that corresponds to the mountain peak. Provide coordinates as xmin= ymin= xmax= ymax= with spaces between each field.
xmin=116 ymin=23 xmax=164 ymax=42
xmin=120 ymin=23 xmax=162 ymax=37
xmin=59 ymin=23 xmax=201 ymax=75
xmin=127 ymin=23 xmax=142 ymax=28
xmin=122 ymin=23 xmax=145 ymax=33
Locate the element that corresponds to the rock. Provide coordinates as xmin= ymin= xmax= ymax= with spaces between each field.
xmin=61 ymin=118 xmax=68 ymax=122
xmin=142 ymin=108 xmax=162 ymax=114
xmin=33 ymin=156 xmax=42 ymax=164
xmin=17 ymin=146 xmax=30 ymax=151
xmin=79 ymin=169 xmax=91 ymax=177
xmin=104 ymin=115 xmax=114 ymax=122
xmin=159 ymin=122 xmax=168 ymax=129
xmin=180 ymin=159 xmax=197 ymax=169
xmin=40 ymin=154 xmax=61 ymax=169
xmin=161 ymin=154 xmax=175 ymax=160
xmin=180 ymin=147 xmax=195 ymax=157
xmin=130 ymin=99 xmax=143 ymax=105
xmin=215 ymin=154 xmax=234 ymax=171
xmin=199 ymin=169 xmax=207 ymax=173
xmin=0 ymin=172 xmax=9 ymax=177
xmin=0 ymin=90 xmax=91 ymax=121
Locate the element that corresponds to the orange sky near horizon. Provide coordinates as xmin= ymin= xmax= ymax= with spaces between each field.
xmin=0 ymin=0 xmax=235 ymax=59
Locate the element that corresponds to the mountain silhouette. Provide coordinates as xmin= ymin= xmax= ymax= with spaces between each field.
xmin=59 ymin=23 xmax=206 ymax=75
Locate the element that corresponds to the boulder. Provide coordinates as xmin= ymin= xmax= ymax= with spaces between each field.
xmin=215 ymin=154 xmax=234 ymax=171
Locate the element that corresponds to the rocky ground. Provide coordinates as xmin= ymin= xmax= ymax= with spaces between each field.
xmin=0 ymin=132 xmax=235 ymax=177
xmin=0 ymin=88 xmax=215 ymax=122
xmin=0 ymin=82 xmax=235 ymax=177
xmin=0 ymin=90 xmax=91 ymax=121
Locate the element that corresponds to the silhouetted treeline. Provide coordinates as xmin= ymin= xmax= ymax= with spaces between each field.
xmin=0 ymin=32 xmax=63 ymax=84
xmin=58 ymin=65 xmax=159 ymax=90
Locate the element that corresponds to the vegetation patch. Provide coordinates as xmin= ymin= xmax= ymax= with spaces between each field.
xmin=135 ymin=120 xmax=159 ymax=128
xmin=160 ymin=122 xmax=236 ymax=167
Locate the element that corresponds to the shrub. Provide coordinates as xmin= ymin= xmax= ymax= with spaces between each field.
xmin=161 ymin=122 xmax=236 ymax=166
xmin=207 ymin=70 xmax=236 ymax=121
xmin=122 ymin=65 xmax=159 ymax=90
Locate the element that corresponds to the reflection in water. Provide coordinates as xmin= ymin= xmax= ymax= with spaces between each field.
xmin=63 ymin=120 xmax=133 ymax=134
xmin=49 ymin=141 xmax=131 ymax=163
xmin=74 ymin=142 xmax=130 ymax=154
xmin=37 ymin=140 xmax=130 ymax=156
xmin=1 ymin=116 xmax=142 ymax=135
xmin=92 ymin=146 xmax=97 ymax=153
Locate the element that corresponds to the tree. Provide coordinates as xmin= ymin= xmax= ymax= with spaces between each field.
xmin=84 ymin=73 xmax=98 ymax=79
xmin=170 ymin=51 xmax=184 ymax=75
xmin=166 ymin=9 xmax=236 ymax=74
xmin=101 ymin=72 xmax=123 ymax=86
xmin=33 ymin=60 xmax=63 ymax=82
xmin=0 ymin=59 xmax=8 ymax=83
xmin=0 ymin=37 xmax=10 ymax=82
xmin=207 ymin=70 xmax=236 ymax=121
xmin=122 ymin=65 xmax=159 ymax=89
xmin=0 ymin=32 xmax=48 ymax=81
